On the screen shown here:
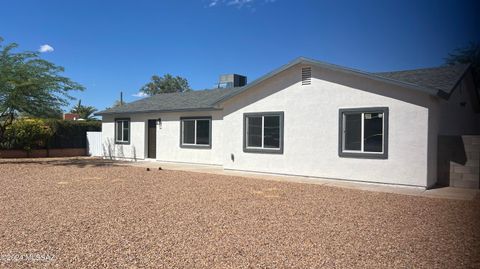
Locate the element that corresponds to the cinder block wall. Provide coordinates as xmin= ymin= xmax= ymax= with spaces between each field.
xmin=438 ymin=135 xmax=480 ymax=189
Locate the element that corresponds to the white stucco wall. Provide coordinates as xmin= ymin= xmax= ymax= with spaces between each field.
xmin=155 ymin=111 xmax=224 ymax=165
xmin=101 ymin=111 xmax=224 ymax=165
xmin=100 ymin=63 xmax=449 ymax=187
xmin=220 ymin=64 xmax=436 ymax=187
xmin=101 ymin=114 xmax=147 ymax=160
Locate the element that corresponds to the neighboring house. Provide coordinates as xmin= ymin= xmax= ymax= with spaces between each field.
xmin=63 ymin=113 xmax=82 ymax=121
xmin=97 ymin=57 xmax=479 ymax=188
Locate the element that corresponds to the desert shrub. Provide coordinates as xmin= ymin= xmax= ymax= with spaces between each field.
xmin=1 ymin=119 xmax=101 ymax=150
xmin=3 ymin=118 xmax=54 ymax=151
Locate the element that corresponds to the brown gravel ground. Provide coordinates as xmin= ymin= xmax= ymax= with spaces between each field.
xmin=0 ymin=158 xmax=479 ymax=268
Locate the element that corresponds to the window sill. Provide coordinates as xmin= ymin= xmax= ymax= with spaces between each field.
xmin=243 ymin=148 xmax=283 ymax=154
xmin=339 ymin=152 xmax=387 ymax=159
xmin=115 ymin=141 xmax=130 ymax=145
xmin=180 ymin=144 xmax=212 ymax=149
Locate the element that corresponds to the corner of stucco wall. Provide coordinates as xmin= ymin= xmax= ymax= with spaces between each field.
xmin=426 ymin=97 xmax=441 ymax=188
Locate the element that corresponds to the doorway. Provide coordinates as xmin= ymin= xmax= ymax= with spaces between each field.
xmin=147 ymin=120 xmax=157 ymax=159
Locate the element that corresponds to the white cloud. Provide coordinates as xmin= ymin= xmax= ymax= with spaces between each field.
xmin=132 ymin=92 xmax=149 ymax=98
xmin=207 ymin=0 xmax=275 ymax=8
xmin=227 ymin=0 xmax=253 ymax=7
xmin=39 ymin=44 xmax=54 ymax=53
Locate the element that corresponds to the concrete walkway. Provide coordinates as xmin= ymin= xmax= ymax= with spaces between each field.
xmin=125 ymin=160 xmax=479 ymax=201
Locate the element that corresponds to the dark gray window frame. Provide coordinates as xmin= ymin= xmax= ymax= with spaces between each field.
xmin=243 ymin=112 xmax=284 ymax=154
xmin=338 ymin=107 xmax=389 ymax=159
xmin=114 ymin=118 xmax=131 ymax=145
xmin=179 ymin=116 xmax=212 ymax=149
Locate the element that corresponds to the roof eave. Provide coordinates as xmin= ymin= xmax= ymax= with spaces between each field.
xmin=437 ymin=63 xmax=472 ymax=100
xmin=95 ymin=107 xmax=222 ymax=116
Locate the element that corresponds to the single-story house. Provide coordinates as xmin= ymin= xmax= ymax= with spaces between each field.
xmin=97 ymin=57 xmax=479 ymax=188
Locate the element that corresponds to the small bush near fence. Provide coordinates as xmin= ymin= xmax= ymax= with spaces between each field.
xmin=3 ymin=118 xmax=54 ymax=151
xmin=1 ymin=119 xmax=101 ymax=151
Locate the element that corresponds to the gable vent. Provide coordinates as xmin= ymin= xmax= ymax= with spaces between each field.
xmin=301 ymin=67 xmax=312 ymax=85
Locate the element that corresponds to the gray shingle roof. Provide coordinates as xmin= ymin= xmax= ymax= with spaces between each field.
xmin=97 ymin=88 xmax=232 ymax=115
xmin=374 ymin=64 xmax=470 ymax=94
xmin=212 ymin=58 xmax=471 ymax=106
xmin=97 ymin=58 xmax=471 ymax=115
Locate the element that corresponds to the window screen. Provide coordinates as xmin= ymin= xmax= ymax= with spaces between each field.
xmin=247 ymin=116 xmax=262 ymax=147
xmin=344 ymin=113 xmax=361 ymax=151
xmin=182 ymin=120 xmax=195 ymax=144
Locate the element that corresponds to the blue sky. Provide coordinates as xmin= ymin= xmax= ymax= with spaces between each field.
xmin=1 ymin=0 xmax=479 ymax=112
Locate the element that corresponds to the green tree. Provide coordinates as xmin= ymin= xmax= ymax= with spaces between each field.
xmin=0 ymin=37 xmax=84 ymax=142
xmin=140 ymin=74 xmax=191 ymax=95
xmin=70 ymin=100 xmax=97 ymax=120
xmin=445 ymin=42 xmax=480 ymax=92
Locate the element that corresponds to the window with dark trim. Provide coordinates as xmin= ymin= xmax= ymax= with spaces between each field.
xmin=180 ymin=117 xmax=212 ymax=148
xmin=115 ymin=118 xmax=130 ymax=144
xmin=339 ymin=107 xmax=388 ymax=159
xmin=243 ymin=112 xmax=284 ymax=154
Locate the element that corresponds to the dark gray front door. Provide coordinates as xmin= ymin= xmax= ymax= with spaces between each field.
xmin=147 ymin=120 xmax=157 ymax=159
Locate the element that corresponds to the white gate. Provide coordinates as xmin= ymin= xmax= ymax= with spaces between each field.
xmin=86 ymin=131 xmax=103 ymax=157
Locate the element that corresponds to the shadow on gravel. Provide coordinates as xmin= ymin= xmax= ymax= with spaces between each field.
xmin=0 ymin=157 xmax=121 ymax=168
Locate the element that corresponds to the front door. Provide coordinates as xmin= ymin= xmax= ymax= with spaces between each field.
xmin=147 ymin=120 xmax=157 ymax=159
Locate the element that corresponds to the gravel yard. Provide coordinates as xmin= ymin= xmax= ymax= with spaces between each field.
xmin=0 ymin=158 xmax=479 ymax=268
